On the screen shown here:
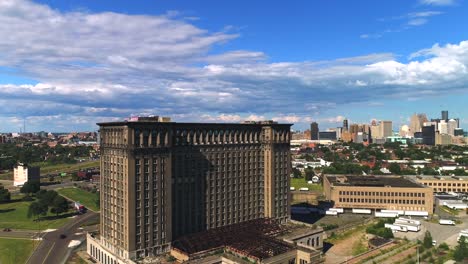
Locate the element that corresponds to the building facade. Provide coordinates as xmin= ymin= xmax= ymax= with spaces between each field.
xmin=91 ymin=117 xmax=292 ymax=262
xmin=310 ymin=122 xmax=319 ymax=140
xmin=13 ymin=163 xmax=40 ymax=186
xmin=323 ymin=175 xmax=433 ymax=213
xmin=411 ymin=176 xmax=468 ymax=193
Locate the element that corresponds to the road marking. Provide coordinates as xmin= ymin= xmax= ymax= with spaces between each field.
xmin=41 ymin=242 xmax=56 ymax=264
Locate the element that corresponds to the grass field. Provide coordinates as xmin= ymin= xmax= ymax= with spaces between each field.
xmin=0 ymin=238 xmax=35 ymax=264
xmin=290 ymin=178 xmax=323 ymax=191
xmin=0 ymin=160 xmax=99 ymax=180
xmin=0 ymin=198 xmax=73 ymax=230
xmin=57 ymin=187 xmax=99 ymax=212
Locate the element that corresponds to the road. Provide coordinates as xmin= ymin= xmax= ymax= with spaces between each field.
xmin=27 ymin=211 xmax=99 ymax=264
xmin=0 ymin=229 xmax=40 ymax=239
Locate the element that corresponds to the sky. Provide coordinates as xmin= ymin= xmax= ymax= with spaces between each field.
xmin=0 ymin=0 xmax=468 ymax=132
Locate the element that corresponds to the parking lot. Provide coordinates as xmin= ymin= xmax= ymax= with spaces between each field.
xmin=394 ymin=208 xmax=468 ymax=247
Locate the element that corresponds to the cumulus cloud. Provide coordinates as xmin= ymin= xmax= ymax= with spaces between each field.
xmin=0 ymin=0 xmax=467 ymax=131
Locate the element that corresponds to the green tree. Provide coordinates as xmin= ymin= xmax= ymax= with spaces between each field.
xmin=304 ymin=168 xmax=315 ymax=181
xmin=0 ymin=184 xmax=11 ymax=203
xmin=388 ymin=163 xmax=402 ymax=175
xmin=453 ymin=236 xmax=467 ymax=261
xmin=27 ymin=201 xmax=48 ymax=220
xmin=292 ymin=168 xmax=302 ymax=178
xmin=423 ymin=231 xmax=433 ymax=249
xmin=50 ymin=196 xmax=69 ymax=216
xmin=20 ymin=182 xmax=40 ymax=196
xmin=37 ymin=190 xmax=58 ymax=205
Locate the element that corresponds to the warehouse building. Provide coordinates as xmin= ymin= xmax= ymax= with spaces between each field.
xmin=324 ymin=175 xmax=433 ymax=214
xmin=410 ymin=175 xmax=468 ymax=193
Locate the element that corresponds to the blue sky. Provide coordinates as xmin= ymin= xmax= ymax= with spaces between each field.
xmin=0 ymin=0 xmax=467 ymax=132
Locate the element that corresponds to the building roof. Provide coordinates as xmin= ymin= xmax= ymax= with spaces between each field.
xmin=171 ymin=219 xmax=294 ymax=261
xmin=408 ymin=175 xmax=468 ymax=182
xmin=326 ymin=175 xmax=425 ymax=188
xmin=97 ymin=120 xmax=292 ymax=127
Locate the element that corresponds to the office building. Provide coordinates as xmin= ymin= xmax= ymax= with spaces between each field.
xmin=87 ymin=117 xmax=292 ymax=263
xmin=310 ymin=122 xmax=319 ymax=140
xmin=323 ymin=175 xmax=433 ymax=213
xmin=343 ymin=119 xmax=348 ymax=131
xmin=435 ymin=133 xmax=452 ymax=145
xmin=13 ymin=163 xmax=40 ymax=186
xmin=409 ymin=113 xmax=428 ymax=136
xmin=438 ymin=121 xmax=448 ymax=134
xmin=447 ymin=119 xmax=457 ymax=136
xmin=422 ymin=124 xmax=435 ymax=146
xmin=454 ymin=128 xmax=464 ymax=137
xmin=380 ymin=121 xmax=393 ymax=138
xmin=442 ymin=110 xmax=448 ymax=121
xmin=318 ymin=131 xmax=337 ymax=141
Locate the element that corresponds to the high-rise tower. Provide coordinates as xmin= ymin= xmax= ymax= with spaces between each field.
xmin=88 ymin=117 xmax=292 ymax=262
xmin=310 ymin=122 xmax=319 ymax=140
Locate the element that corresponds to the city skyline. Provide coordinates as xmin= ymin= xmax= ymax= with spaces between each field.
xmin=1 ymin=0 xmax=468 ymax=132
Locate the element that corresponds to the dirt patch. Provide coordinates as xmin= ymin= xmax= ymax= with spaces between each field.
xmin=325 ymin=228 xmax=368 ymax=264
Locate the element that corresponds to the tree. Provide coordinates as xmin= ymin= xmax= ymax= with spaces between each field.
xmin=37 ymin=190 xmax=58 ymax=205
xmin=292 ymin=168 xmax=302 ymax=178
xmin=27 ymin=201 xmax=48 ymax=220
xmin=304 ymin=168 xmax=315 ymax=181
xmin=423 ymin=231 xmax=433 ymax=249
xmin=453 ymin=236 xmax=467 ymax=261
xmin=0 ymin=184 xmax=11 ymax=203
xmin=388 ymin=163 xmax=402 ymax=175
xmin=20 ymin=182 xmax=40 ymax=196
xmin=50 ymin=196 xmax=69 ymax=216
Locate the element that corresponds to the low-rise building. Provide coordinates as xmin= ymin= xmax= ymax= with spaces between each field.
xmin=166 ymin=219 xmax=324 ymax=264
xmin=323 ymin=175 xmax=433 ymax=213
xmin=410 ymin=176 xmax=468 ymax=193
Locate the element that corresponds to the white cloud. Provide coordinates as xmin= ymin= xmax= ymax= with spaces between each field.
xmin=0 ymin=1 xmax=467 ymax=131
xmin=420 ymin=0 xmax=455 ymax=6
xmin=408 ymin=18 xmax=428 ymax=26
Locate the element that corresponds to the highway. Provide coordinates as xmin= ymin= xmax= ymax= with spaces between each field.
xmin=27 ymin=211 xmax=99 ymax=264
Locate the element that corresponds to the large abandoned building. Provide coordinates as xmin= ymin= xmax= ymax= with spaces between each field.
xmin=87 ymin=116 xmax=298 ymax=263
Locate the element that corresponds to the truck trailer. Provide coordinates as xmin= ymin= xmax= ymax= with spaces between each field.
xmin=352 ymin=208 xmax=371 ymax=214
xmin=439 ymin=219 xmax=455 ymax=225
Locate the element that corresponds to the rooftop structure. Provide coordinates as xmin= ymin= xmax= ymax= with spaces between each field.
xmin=170 ymin=219 xmax=324 ymax=264
xmin=326 ymin=175 xmax=422 ymax=188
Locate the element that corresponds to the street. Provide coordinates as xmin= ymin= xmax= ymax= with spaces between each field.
xmin=27 ymin=211 xmax=99 ymax=264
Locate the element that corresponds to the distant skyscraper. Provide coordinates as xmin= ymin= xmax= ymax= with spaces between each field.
xmin=380 ymin=121 xmax=393 ymax=138
xmin=410 ymin=113 xmax=428 ymax=136
xmin=343 ymin=119 xmax=348 ymax=131
xmin=441 ymin=110 xmax=448 ymax=121
xmin=349 ymin=124 xmax=359 ymax=134
xmin=422 ymin=124 xmax=436 ymax=146
xmin=310 ymin=122 xmax=319 ymax=140
xmin=447 ymin=119 xmax=457 ymax=135
xmin=438 ymin=121 xmax=448 ymax=134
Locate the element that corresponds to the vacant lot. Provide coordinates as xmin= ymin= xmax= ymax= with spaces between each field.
xmin=325 ymin=225 xmax=369 ymax=263
xmin=0 ymin=238 xmax=35 ymax=263
xmin=290 ymin=178 xmax=323 ymax=191
xmin=57 ymin=187 xmax=99 ymax=212
xmin=0 ymin=198 xmax=73 ymax=230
